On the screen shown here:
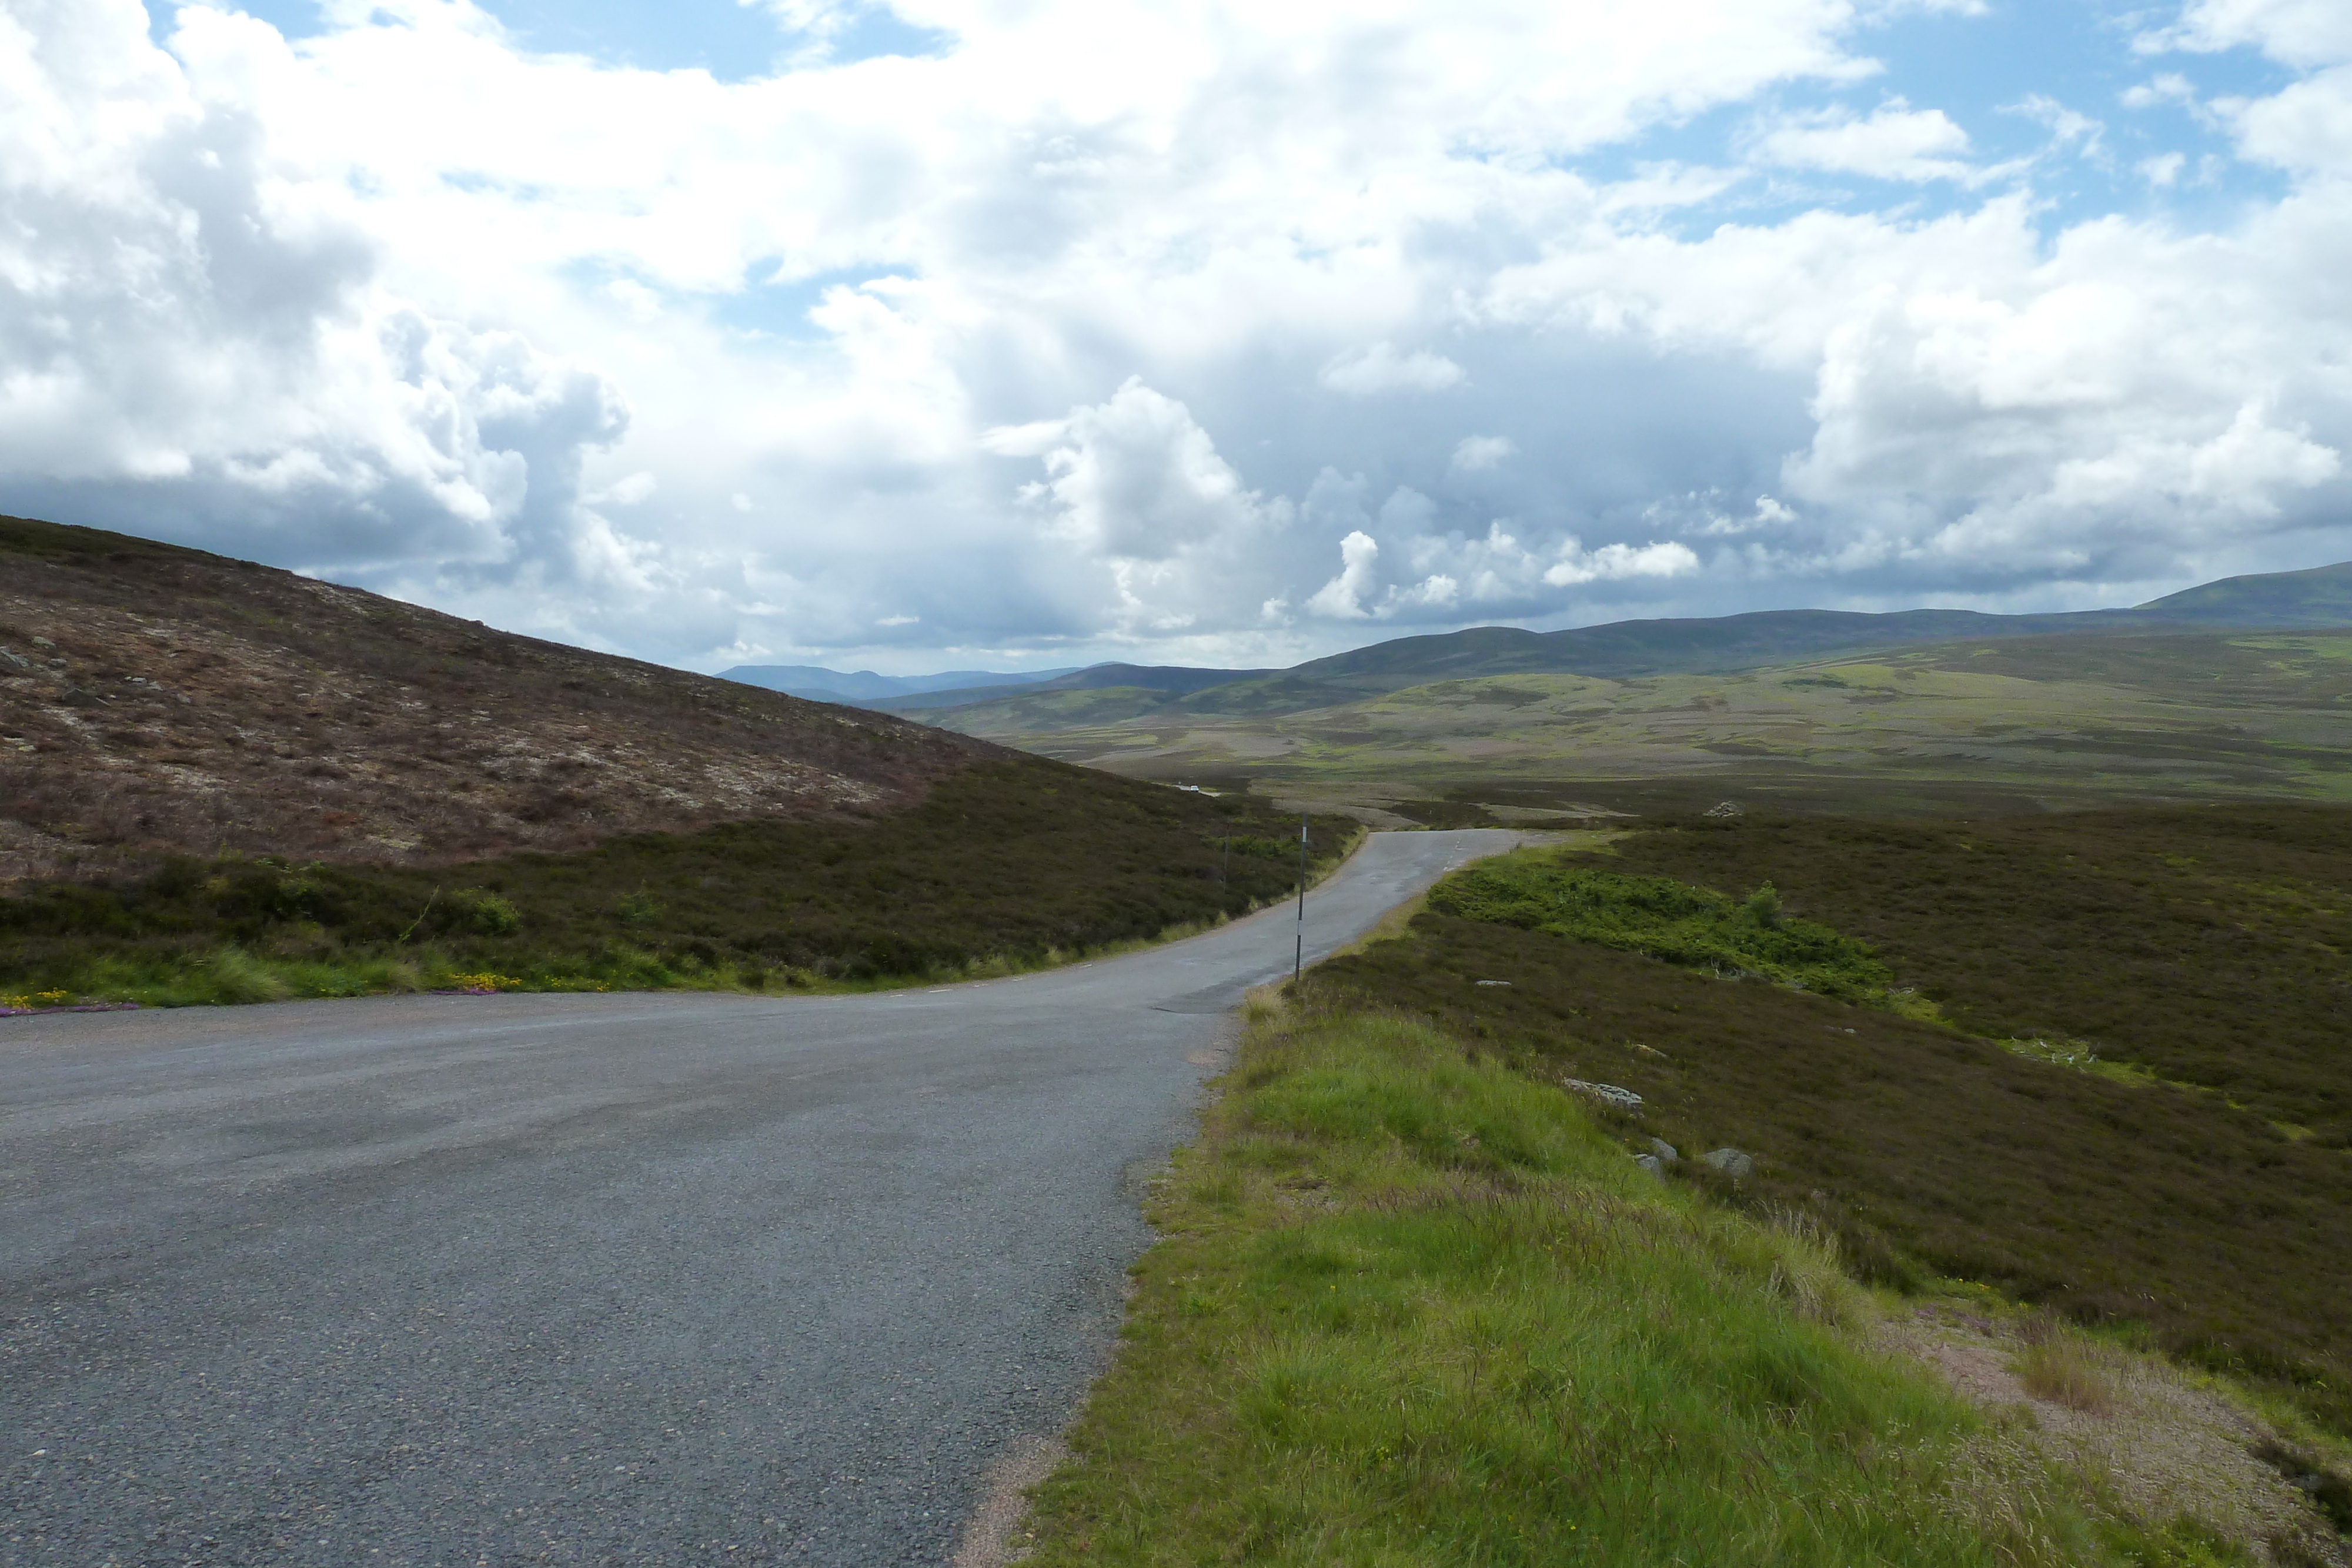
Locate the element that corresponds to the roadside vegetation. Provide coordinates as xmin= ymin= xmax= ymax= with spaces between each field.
xmin=1020 ymin=995 xmax=2302 ymax=1567
xmin=1020 ymin=806 xmax=2352 ymax=1564
xmin=0 ymin=758 xmax=1355 ymax=1008
xmin=1309 ymin=815 xmax=2352 ymax=1444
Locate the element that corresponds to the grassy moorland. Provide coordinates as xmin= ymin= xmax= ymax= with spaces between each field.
xmin=1425 ymin=856 xmax=1896 ymax=1003
xmin=1307 ymin=809 xmax=2352 ymax=1443
xmin=1596 ymin=805 xmax=2352 ymax=1145
xmin=0 ymin=758 xmax=1355 ymax=1007
xmin=1018 ymin=998 xmax=2317 ymax=1567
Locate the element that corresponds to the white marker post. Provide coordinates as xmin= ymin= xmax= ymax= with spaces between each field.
xmin=1294 ymin=812 xmax=1308 ymax=984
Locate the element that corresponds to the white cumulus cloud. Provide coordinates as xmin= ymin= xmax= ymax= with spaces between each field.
xmin=2141 ymin=0 xmax=2352 ymax=67
xmin=1751 ymin=100 xmax=1978 ymax=182
xmin=1319 ymin=344 xmax=1469 ymax=396
xmin=0 ymin=0 xmax=2347 ymax=670
xmin=1544 ymin=538 xmax=1701 ymax=587
xmin=990 ymin=378 xmax=1282 ymax=563
xmin=1449 ymin=434 xmax=1517 ymax=472
xmin=0 ymin=0 xmax=632 ymax=591
xmin=1306 ymin=530 xmax=1382 ymax=618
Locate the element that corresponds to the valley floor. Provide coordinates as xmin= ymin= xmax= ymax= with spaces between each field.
xmin=944 ymin=631 xmax=2352 ymax=825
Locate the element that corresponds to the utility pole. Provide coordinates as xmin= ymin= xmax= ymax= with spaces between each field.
xmin=1294 ymin=811 xmax=1308 ymax=984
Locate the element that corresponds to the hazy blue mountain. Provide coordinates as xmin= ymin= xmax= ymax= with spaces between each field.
xmin=880 ymin=661 xmax=1276 ymax=711
xmin=721 ymin=663 xmax=1083 ymax=703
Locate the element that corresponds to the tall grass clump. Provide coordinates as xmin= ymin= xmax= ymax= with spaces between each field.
xmin=1019 ymin=998 xmax=2116 ymax=1567
xmin=197 ymin=945 xmax=293 ymax=1005
xmin=2013 ymin=1325 xmax=2118 ymax=1416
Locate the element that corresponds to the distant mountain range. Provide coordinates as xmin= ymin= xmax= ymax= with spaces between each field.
xmin=733 ymin=557 xmax=2352 ymax=728
xmin=878 ymin=663 xmax=1277 ymax=711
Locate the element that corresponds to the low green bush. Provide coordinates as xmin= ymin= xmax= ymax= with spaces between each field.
xmin=445 ymin=887 xmax=521 ymax=936
xmin=1428 ymin=848 xmax=1891 ymax=1000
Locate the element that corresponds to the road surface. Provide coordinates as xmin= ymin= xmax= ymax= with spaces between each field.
xmin=0 ymin=828 xmax=1522 ymax=1566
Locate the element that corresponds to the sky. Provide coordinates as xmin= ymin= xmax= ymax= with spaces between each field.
xmin=2 ymin=0 xmax=2349 ymax=676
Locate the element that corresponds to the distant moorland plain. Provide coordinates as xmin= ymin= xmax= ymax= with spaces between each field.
xmin=924 ymin=630 xmax=2352 ymax=820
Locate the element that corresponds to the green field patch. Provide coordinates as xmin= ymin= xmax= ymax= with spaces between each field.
xmin=1426 ymin=848 xmax=1892 ymax=1002
xmin=2228 ymin=635 xmax=2352 ymax=662
xmin=1365 ymin=677 xmax=1548 ymax=709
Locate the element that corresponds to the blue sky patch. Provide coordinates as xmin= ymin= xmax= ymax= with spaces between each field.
xmin=1568 ymin=0 xmax=2295 ymax=243
xmin=147 ymin=0 xmax=950 ymax=80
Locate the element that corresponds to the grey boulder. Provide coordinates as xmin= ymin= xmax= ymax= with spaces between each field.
xmin=1562 ymin=1078 xmax=1642 ymax=1111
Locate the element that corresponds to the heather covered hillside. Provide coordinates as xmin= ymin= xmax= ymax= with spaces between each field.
xmin=0 ymin=514 xmax=1358 ymax=1007
xmin=0 ymin=515 xmax=997 ymax=883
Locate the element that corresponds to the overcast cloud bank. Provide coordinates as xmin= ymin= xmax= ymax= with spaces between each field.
xmin=2 ymin=0 xmax=2348 ymax=671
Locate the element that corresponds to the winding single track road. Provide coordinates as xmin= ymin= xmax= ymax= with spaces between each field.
xmin=1 ymin=828 xmax=1522 ymax=1566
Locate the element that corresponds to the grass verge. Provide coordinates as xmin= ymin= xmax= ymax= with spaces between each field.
xmin=1019 ymin=996 xmax=2133 ymax=1567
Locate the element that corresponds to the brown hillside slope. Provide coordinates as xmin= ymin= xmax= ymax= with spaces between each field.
xmin=0 ymin=515 xmax=998 ymax=881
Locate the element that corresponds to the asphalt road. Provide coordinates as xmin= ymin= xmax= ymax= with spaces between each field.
xmin=0 ymin=828 xmax=1523 ymax=1567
